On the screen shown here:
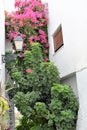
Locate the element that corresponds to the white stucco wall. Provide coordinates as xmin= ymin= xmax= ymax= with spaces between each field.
xmin=61 ymin=73 xmax=78 ymax=97
xmin=76 ymin=68 xmax=87 ymax=130
xmin=0 ymin=0 xmax=5 ymax=89
xmin=44 ymin=0 xmax=87 ymax=78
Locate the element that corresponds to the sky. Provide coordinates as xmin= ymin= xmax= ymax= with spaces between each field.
xmin=4 ymin=0 xmax=15 ymax=12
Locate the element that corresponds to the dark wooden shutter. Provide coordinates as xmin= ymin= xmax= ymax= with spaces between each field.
xmin=53 ymin=25 xmax=64 ymax=52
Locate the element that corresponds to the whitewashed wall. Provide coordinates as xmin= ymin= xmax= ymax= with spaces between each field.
xmin=43 ymin=0 xmax=87 ymax=78
xmin=0 ymin=0 xmax=5 ymax=90
xmin=76 ymin=68 xmax=87 ymax=130
xmin=61 ymin=73 xmax=78 ymax=97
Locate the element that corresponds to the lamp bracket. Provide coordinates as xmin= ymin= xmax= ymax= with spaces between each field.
xmin=1 ymin=55 xmax=5 ymax=63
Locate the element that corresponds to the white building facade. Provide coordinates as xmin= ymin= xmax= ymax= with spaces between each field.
xmin=44 ymin=0 xmax=87 ymax=130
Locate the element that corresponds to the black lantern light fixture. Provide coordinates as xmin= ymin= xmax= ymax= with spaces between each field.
xmin=14 ymin=34 xmax=23 ymax=52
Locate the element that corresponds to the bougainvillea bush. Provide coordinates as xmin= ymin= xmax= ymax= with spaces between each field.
xmin=5 ymin=0 xmax=49 ymax=60
xmin=5 ymin=0 xmax=78 ymax=130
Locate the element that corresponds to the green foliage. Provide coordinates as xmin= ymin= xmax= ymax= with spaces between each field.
xmin=5 ymin=82 xmax=11 ymax=90
xmin=12 ymin=72 xmax=22 ymax=81
xmin=40 ymin=62 xmax=60 ymax=88
xmin=14 ymin=83 xmax=78 ymax=130
xmin=15 ymin=116 xmax=30 ymax=130
xmin=14 ymin=91 xmax=40 ymax=116
xmin=49 ymin=84 xmax=79 ymax=130
xmin=34 ymin=102 xmax=49 ymax=118
xmin=16 ymin=116 xmax=53 ymax=130
xmin=6 ymin=43 xmax=78 ymax=130
xmin=24 ymin=43 xmax=43 ymax=71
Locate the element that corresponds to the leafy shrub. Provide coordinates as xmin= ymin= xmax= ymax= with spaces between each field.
xmin=14 ymin=83 xmax=78 ymax=130
xmin=49 ymin=84 xmax=79 ymax=130
xmin=6 ymin=43 xmax=78 ymax=130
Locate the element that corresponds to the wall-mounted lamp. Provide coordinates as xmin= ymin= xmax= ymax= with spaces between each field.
xmin=2 ymin=34 xmax=23 ymax=63
xmin=14 ymin=34 xmax=23 ymax=52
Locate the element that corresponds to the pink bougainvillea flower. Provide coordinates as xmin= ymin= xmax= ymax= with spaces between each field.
xmin=35 ymin=11 xmax=42 ymax=19
xmin=8 ymin=31 xmax=18 ymax=39
xmin=30 ymin=41 xmax=34 ymax=45
xmin=45 ymin=44 xmax=49 ymax=48
xmin=33 ymin=36 xmax=40 ymax=41
xmin=39 ymin=35 xmax=47 ymax=44
xmin=26 ymin=68 xmax=33 ymax=73
xmin=20 ymin=34 xmax=26 ymax=38
xmin=28 ymin=36 xmax=40 ymax=43
xmin=39 ymin=35 xmax=46 ymax=39
xmin=19 ymin=20 xmax=23 ymax=27
xmin=38 ymin=29 xmax=47 ymax=43
xmin=15 ymin=0 xmax=20 ymax=8
xmin=28 ymin=36 xmax=33 ymax=41
xmin=24 ymin=47 xmax=28 ymax=51
xmin=39 ymin=29 xmax=46 ymax=36
xmin=20 ymin=53 xmax=25 ymax=58
xmin=41 ymin=39 xmax=47 ymax=44
xmin=42 ymin=57 xmax=49 ymax=62
xmin=23 ymin=43 xmax=27 ymax=47
xmin=5 ymin=22 xmax=9 ymax=25
xmin=5 ymin=0 xmax=48 ymax=56
xmin=45 ymin=49 xmax=49 ymax=54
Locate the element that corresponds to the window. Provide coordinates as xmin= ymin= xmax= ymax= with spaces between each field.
xmin=53 ymin=24 xmax=64 ymax=52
